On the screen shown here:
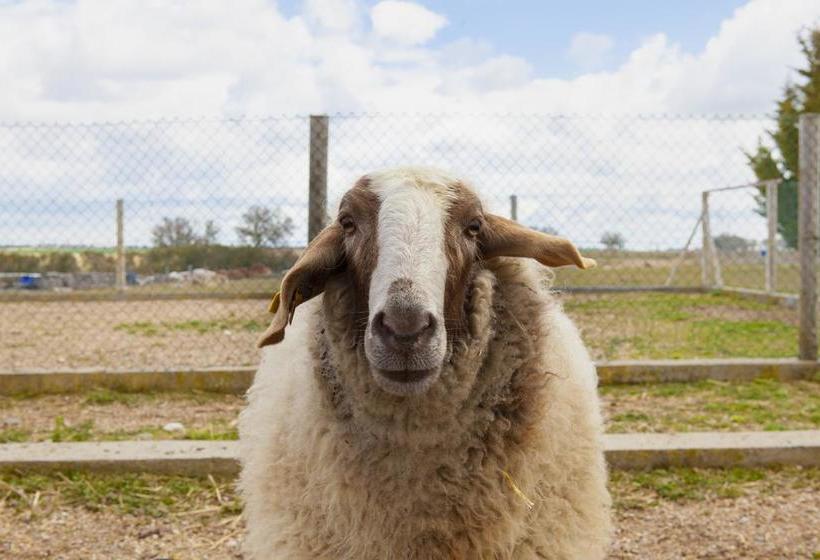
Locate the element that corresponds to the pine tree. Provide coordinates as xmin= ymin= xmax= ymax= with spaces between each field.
xmin=748 ymin=28 xmax=820 ymax=248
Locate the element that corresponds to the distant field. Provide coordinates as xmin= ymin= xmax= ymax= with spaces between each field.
xmin=554 ymin=255 xmax=800 ymax=293
xmin=1 ymin=250 xmax=802 ymax=299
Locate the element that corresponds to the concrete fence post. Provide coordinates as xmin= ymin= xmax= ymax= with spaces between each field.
xmin=701 ymin=192 xmax=712 ymax=288
xmin=765 ymin=181 xmax=778 ymax=294
xmin=799 ymin=114 xmax=820 ymax=360
xmin=115 ymin=199 xmax=126 ymax=293
xmin=308 ymin=115 xmax=329 ymax=243
xmin=510 ymin=194 xmax=518 ymax=221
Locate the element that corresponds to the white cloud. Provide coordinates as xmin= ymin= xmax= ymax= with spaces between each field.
xmin=304 ymin=0 xmax=361 ymax=33
xmin=370 ymin=1 xmax=447 ymax=46
xmin=567 ymin=32 xmax=614 ymax=70
xmin=0 ymin=0 xmax=816 ymax=119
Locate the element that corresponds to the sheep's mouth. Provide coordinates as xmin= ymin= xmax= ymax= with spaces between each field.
xmin=371 ymin=367 xmax=440 ymax=396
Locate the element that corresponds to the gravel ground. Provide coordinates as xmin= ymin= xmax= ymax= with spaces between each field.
xmin=1 ymin=486 xmax=816 ymax=559
xmin=0 ymin=392 xmax=243 ymax=441
xmin=610 ymin=488 xmax=820 ymax=559
xmin=1 ymin=299 xmax=269 ymax=371
xmin=3 ymin=380 xmax=818 ymax=441
xmin=0 ymin=508 xmax=243 ymax=559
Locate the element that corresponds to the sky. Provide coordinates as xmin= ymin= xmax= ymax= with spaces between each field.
xmin=1 ymin=0 xmax=819 ymax=253
xmin=1 ymin=0 xmax=817 ymax=119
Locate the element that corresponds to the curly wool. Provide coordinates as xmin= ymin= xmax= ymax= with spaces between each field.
xmin=239 ymin=258 xmax=612 ymax=559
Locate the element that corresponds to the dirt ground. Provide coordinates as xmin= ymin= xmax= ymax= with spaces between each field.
xmin=0 ymin=299 xmax=268 ymax=371
xmin=3 ymin=378 xmax=817 ymax=442
xmin=0 ymin=291 xmax=799 ymax=370
xmin=0 ymin=392 xmax=243 ymax=441
xmin=0 ymin=507 xmax=244 ymax=560
xmin=609 ymin=487 xmax=819 ymax=559
xmin=0 ymin=487 xmax=816 ymax=559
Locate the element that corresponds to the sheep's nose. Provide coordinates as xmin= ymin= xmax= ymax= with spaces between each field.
xmin=372 ymin=308 xmax=436 ymax=349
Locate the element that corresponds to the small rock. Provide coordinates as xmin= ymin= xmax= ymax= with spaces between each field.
xmin=162 ymin=422 xmax=185 ymax=433
xmin=137 ymin=527 xmax=161 ymax=540
xmin=2 ymin=417 xmax=21 ymax=428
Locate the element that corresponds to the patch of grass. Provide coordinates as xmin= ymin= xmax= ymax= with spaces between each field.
xmin=609 ymin=466 xmax=819 ymax=510
xmin=166 ymin=318 xmax=264 ymax=335
xmin=687 ymin=319 xmax=795 ymax=358
xmin=113 ymin=321 xmax=161 ymax=336
xmin=82 ymin=388 xmax=142 ymax=407
xmin=50 ymin=416 xmax=94 ymax=442
xmin=98 ymin=423 xmax=237 ymax=442
xmin=0 ymin=471 xmax=240 ymax=518
xmin=602 ymin=379 xmax=820 ymax=433
xmin=564 ymin=291 xmax=797 ymax=360
xmin=114 ymin=316 xmax=266 ymax=337
xmin=184 ymin=423 xmax=238 ymax=441
xmin=0 ymin=428 xmax=30 ymax=443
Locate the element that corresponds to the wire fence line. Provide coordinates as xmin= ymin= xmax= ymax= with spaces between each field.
xmin=1 ymin=114 xmax=818 ymax=371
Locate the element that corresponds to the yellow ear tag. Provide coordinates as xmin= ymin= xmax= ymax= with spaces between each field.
xmin=268 ymin=291 xmax=281 ymax=314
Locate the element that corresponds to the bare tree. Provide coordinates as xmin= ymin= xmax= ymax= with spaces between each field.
xmin=713 ymin=233 xmax=755 ymax=252
xmin=600 ymin=231 xmax=625 ymax=251
xmin=236 ymin=206 xmax=294 ymax=248
xmin=152 ymin=217 xmax=198 ymax=247
xmin=202 ymin=220 xmax=220 ymax=245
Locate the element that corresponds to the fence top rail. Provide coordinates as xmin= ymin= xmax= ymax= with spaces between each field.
xmin=703 ymin=179 xmax=780 ymax=194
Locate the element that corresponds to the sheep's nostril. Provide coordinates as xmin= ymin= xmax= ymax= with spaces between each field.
xmin=372 ymin=311 xmax=392 ymax=338
xmin=377 ymin=309 xmax=436 ymax=347
xmin=423 ymin=312 xmax=436 ymax=334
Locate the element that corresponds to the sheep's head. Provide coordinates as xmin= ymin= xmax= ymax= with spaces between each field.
xmin=259 ymin=168 xmax=595 ymax=396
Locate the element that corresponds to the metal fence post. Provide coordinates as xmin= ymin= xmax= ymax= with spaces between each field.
xmin=308 ymin=115 xmax=329 ymax=242
xmin=115 ymin=199 xmax=126 ymax=293
xmin=799 ymin=114 xmax=820 ymax=360
xmin=510 ymin=194 xmax=518 ymax=221
xmin=765 ymin=181 xmax=778 ymax=293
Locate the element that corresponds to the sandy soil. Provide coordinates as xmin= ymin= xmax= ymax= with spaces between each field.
xmin=1 ymin=488 xmax=816 ymax=559
xmin=0 ymin=508 xmax=243 ymax=560
xmin=1 ymin=299 xmax=269 ymax=371
xmin=4 ymin=380 xmax=817 ymax=441
xmin=610 ymin=488 xmax=819 ymax=559
xmin=0 ymin=393 xmax=243 ymax=440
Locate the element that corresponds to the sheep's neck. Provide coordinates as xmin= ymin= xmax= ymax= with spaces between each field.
xmin=313 ymin=262 xmax=549 ymax=459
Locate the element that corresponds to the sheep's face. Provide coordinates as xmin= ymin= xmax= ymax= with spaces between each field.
xmin=348 ymin=171 xmax=483 ymax=396
xmin=259 ymin=167 xmax=596 ymax=397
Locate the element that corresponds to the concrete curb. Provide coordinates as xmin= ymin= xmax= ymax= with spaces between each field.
xmin=0 ymin=367 xmax=255 ymax=396
xmin=596 ymin=358 xmax=818 ymax=385
xmin=1 ymin=431 xmax=817 ymax=475
xmin=1 ymin=359 xmax=816 ymax=396
xmin=605 ymin=430 xmax=820 ymax=470
xmin=0 ymin=440 xmax=238 ymax=476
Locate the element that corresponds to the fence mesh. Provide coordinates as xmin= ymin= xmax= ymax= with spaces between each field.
xmin=0 ymin=114 xmax=806 ymax=371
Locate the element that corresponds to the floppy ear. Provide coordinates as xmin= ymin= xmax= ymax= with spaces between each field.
xmin=480 ymin=214 xmax=596 ymax=269
xmin=257 ymin=225 xmax=345 ymax=347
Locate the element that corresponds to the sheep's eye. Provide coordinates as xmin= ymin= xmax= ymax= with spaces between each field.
xmin=466 ymin=218 xmax=481 ymax=237
xmin=340 ymin=216 xmax=356 ymax=234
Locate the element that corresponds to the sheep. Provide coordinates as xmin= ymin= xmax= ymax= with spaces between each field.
xmin=239 ymin=167 xmax=612 ymax=559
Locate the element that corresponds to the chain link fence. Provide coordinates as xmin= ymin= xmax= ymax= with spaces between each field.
xmin=0 ymin=114 xmax=816 ymax=371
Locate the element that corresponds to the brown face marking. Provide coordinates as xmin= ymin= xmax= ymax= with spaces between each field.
xmin=337 ymin=176 xmax=381 ymax=329
xmin=441 ymin=181 xmax=484 ymax=336
xmin=334 ymin=174 xmax=485 ymax=342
